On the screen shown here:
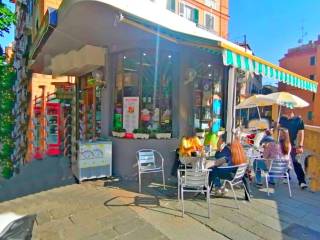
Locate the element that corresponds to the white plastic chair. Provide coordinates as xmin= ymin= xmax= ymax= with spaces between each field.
xmin=136 ymin=149 xmax=165 ymax=193
xmin=263 ymin=158 xmax=292 ymax=197
xmin=218 ymin=163 xmax=250 ymax=209
xmin=178 ymin=169 xmax=211 ymax=218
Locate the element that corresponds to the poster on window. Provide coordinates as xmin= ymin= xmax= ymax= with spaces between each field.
xmin=123 ymin=97 xmax=139 ymax=133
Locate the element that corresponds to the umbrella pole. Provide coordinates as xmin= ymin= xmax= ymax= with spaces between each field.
xmin=277 ymin=105 xmax=282 ymax=143
xmin=257 ymin=106 xmax=261 ymax=120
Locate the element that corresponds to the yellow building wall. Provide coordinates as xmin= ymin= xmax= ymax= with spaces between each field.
xmin=304 ymin=125 xmax=320 ymax=192
xmin=27 ymin=0 xmax=65 ymax=161
xmin=32 ymin=0 xmax=63 ymax=41
xmin=305 ymin=125 xmax=320 ymax=156
xmin=26 ymin=74 xmax=70 ymax=162
xmin=179 ymin=0 xmax=229 ymax=38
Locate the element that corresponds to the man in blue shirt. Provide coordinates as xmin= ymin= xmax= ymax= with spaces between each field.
xmin=279 ymin=109 xmax=307 ymax=189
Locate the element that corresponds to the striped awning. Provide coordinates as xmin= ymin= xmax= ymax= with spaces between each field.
xmin=222 ymin=46 xmax=318 ymax=93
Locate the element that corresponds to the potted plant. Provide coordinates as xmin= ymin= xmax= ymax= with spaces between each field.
xmin=155 ymin=126 xmax=171 ymax=139
xmin=133 ymin=128 xmax=151 ymax=139
xmin=195 ymin=128 xmax=205 ymax=138
xmin=112 ymin=127 xmax=126 ymax=138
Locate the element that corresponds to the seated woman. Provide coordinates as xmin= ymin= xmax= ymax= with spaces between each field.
xmin=254 ymin=128 xmax=291 ymax=186
xmin=208 ymin=134 xmax=248 ymax=195
xmin=171 ymin=135 xmax=204 ymax=176
xmin=179 ymin=135 xmax=204 ymax=157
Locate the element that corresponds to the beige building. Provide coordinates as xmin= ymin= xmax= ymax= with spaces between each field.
xmin=152 ymin=0 xmax=229 ymax=38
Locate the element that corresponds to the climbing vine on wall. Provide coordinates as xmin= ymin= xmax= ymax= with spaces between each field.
xmin=0 ymin=56 xmax=16 ymax=179
xmin=0 ymin=1 xmax=16 ymax=179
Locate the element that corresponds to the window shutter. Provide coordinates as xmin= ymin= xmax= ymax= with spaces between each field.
xmin=179 ymin=2 xmax=184 ymax=16
xmin=168 ymin=0 xmax=175 ymax=12
xmin=194 ymin=8 xmax=199 ymax=24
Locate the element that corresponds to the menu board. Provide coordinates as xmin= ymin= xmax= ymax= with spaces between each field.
xmin=123 ymin=97 xmax=139 ymax=133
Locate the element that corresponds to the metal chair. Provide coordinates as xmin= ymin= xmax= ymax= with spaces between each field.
xmin=263 ymin=158 xmax=292 ymax=197
xmin=218 ymin=163 xmax=250 ymax=209
xmin=178 ymin=169 xmax=211 ymax=218
xmin=136 ymin=149 xmax=165 ymax=193
xmin=0 ymin=213 xmax=37 ymax=240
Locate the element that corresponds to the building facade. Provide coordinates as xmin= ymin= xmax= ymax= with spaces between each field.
xmin=11 ymin=0 xmax=317 ymax=181
xmin=12 ymin=0 xmax=229 ymax=166
xmin=279 ymin=35 xmax=320 ymax=126
xmin=152 ymin=0 xmax=229 ymax=38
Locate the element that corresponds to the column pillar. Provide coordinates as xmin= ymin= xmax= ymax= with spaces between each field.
xmin=226 ymin=67 xmax=236 ymax=143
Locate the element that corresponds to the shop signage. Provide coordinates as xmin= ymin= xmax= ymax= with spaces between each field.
xmin=123 ymin=97 xmax=139 ymax=133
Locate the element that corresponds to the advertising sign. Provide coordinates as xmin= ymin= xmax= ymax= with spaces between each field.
xmin=123 ymin=97 xmax=139 ymax=133
xmin=79 ymin=142 xmax=112 ymax=169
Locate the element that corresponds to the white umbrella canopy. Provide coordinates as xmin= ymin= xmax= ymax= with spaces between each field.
xmin=236 ymin=94 xmax=275 ymax=109
xmin=265 ymin=92 xmax=309 ymax=108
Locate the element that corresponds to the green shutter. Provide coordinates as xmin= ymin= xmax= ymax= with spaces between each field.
xmin=167 ymin=0 xmax=175 ymax=12
xmin=194 ymin=8 xmax=199 ymax=24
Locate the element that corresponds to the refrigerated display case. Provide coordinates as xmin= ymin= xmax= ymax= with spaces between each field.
xmin=73 ymin=140 xmax=112 ymax=182
xmin=46 ymin=103 xmax=61 ymax=156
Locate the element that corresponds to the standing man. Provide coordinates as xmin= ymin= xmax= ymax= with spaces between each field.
xmin=279 ymin=109 xmax=307 ymax=189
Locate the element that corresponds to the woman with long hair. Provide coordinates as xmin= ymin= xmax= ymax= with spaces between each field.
xmin=254 ymin=128 xmax=292 ymax=186
xmin=208 ymin=135 xmax=251 ymax=199
xmin=279 ymin=128 xmax=292 ymax=159
xmin=230 ymin=137 xmax=248 ymax=165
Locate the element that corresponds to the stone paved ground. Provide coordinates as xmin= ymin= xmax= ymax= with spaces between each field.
xmin=0 ymin=177 xmax=319 ymax=240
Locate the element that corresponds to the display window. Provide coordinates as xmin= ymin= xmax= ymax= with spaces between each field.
xmin=78 ymin=73 xmax=103 ymax=141
xmin=191 ymin=61 xmax=224 ymax=133
xmin=113 ymin=49 xmax=174 ymax=135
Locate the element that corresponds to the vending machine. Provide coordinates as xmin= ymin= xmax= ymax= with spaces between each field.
xmin=46 ymin=103 xmax=61 ymax=156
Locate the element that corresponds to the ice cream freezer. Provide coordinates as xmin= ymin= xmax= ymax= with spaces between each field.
xmin=72 ymin=140 xmax=112 ymax=182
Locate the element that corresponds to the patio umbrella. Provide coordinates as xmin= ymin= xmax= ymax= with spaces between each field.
xmin=265 ymin=92 xmax=309 ymax=108
xmin=236 ymin=94 xmax=274 ymax=109
xmin=264 ymin=92 xmax=310 ymax=142
xmin=236 ymin=94 xmax=274 ymax=120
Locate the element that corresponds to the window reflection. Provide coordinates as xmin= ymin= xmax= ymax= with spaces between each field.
xmin=113 ymin=49 xmax=174 ymax=134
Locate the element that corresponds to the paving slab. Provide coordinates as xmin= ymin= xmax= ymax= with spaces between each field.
xmin=1 ymin=177 xmax=320 ymax=240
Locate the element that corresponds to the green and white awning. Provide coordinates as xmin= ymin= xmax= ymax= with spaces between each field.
xmin=222 ymin=48 xmax=318 ymax=93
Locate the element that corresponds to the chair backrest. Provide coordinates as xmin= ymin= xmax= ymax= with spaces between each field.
xmin=269 ymin=158 xmax=289 ymax=177
xmin=181 ymin=170 xmax=209 ymax=188
xmin=0 ymin=214 xmax=36 ymax=240
xmin=231 ymin=163 xmax=248 ymax=185
xmin=136 ymin=149 xmax=158 ymax=170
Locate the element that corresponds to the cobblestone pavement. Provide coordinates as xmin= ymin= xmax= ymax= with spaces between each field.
xmin=0 ymin=177 xmax=319 ymax=240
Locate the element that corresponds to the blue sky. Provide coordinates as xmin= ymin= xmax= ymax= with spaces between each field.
xmin=0 ymin=0 xmax=15 ymax=49
xmin=229 ymin=0 xmax=320 ymax=85
xmin=230 ymin=0 xmax=320 ymax=63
